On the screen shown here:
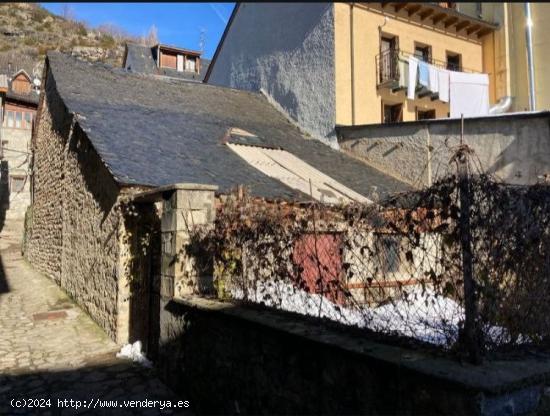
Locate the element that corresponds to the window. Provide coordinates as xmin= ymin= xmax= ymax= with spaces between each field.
xmin=3 ymin=109 xmax=34 ymax=129
xmin=417 ymin=109 xmax=436 ymax=120
xmin=185 ymin=56 xmax=196 ymax=72
xmin=446 ymin=52 xmax=461 ymax=71
xmin=374 ymin=235 xmax=402 ymax=274
xmin=383 ymin=103 xmax=403 ymax=124
xmin=379 ymin=35 xmax=399 ymax=84
xmin=10 ymin=175 xmax=25 ymax=193
xmin=380 ymin=35 xmax=398 ymax=54
xmin=24 ymin=112 xmax=32 ymax=128
xmin=414 ymin=44 xmax=431 ymax=63
xmin=6 ymin=111 xmax=14 ymax=128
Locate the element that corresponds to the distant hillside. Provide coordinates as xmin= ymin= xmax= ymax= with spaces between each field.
xmin=0 ymin=3 xmax=137 ymax=77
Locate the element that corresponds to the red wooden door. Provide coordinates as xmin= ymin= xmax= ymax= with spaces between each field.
xmin=292 ymin=233 xmax=344 ymax=304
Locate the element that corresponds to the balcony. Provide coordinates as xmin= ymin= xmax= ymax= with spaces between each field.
xmin=376 ymin=49 xmax=479 ymax=99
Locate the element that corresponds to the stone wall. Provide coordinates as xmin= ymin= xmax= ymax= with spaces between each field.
xmin=158 ymin=296 xmax=549 ymax=415
xmin=207 ymin=3 xmax=337 ymax=146
xmin=338 ymin=112 xmax=550 ymax=186
xmin=26 ymin=67 xmax=130 ymax=342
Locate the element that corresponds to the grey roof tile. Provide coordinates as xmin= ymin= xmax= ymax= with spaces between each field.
xmin=47 ymin=52 xmax=411 ymax=201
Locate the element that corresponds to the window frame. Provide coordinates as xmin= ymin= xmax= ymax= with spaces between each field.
xmin=416 ymin=108 xmax=436 ymax=121
xmin=9 ymin=175 xmax=26 ymax=193
xmin=414 ymin=42 xmax=432 ymax=63
xmin=382 ymin=101 xmax=404 ymax=124
xmin=446 ymin=51 xmax=462 ymax=72
xmin=184 ymin=55 xmax=197 ymax=72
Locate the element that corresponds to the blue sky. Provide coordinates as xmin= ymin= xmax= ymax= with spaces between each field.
xmin=41 ymin=3 xmax=235 ymax=58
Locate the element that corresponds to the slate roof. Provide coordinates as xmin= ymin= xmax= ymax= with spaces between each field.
xmin=46 ymin=52 xmax=411 ymax=201
xmin=6 ymin=90 xmax=39 ymax=106
xmin=123 ymin=43 xmax=210 ymax=82
xmin=123 ymin=43 xmax=157 ymax=74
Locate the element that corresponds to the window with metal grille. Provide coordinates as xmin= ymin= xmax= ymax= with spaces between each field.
xmin=10 ymin=175 xmax=25 ymax=193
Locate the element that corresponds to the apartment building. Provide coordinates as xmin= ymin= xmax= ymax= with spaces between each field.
xmin=458 ymin=2 xmax=550 ymax=112
xmin=205 ymin=2 xmax=498 ymax=144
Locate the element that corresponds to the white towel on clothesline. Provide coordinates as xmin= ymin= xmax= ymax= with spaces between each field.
xmin=407 ymin=56 xmax=419 ymax=100
xmin=449 ymin=72 xmax=489 ymax=118
xmin=438 ymin=69 xmax=450 ymax=103
xmin=428 ymin=65 xmax=439 ymax=94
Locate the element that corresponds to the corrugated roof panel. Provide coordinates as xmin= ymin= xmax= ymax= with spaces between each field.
xmin=227 ymin=143 xmax=371 ymax=205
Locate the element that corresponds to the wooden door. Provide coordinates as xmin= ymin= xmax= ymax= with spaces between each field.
xmin=292 ymin=233 xmax=345 ymax=304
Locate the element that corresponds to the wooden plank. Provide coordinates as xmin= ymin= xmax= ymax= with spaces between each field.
xmin=393 ymin=2 xmax=408 ymax=12
xmin=444 ymin=16 xmax=459 ymax=28
xmin=455 ymin=20 xmax=471 ymax=32
xmin=476 ymin=27 xmax=492 ymax=38
xmin=406 ymin=4 xmax=422 ymax=16
xmin=432 ymin=12 xmax=447 ymax=25
xmin=419 ymin=8 xmax=434 ymax=21
xmin=467 ymin=24 xmax=481 ymax=35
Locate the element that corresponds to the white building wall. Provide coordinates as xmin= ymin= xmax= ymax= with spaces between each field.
xmin=207 ymin=3 xmax=338 ymax=147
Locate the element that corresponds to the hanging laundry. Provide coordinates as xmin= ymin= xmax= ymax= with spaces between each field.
xmin=398 ymin=59 xmax=409 ymax=89
xmin=418 ymin=60 xmax=429 ymax=88
xmin=407 ymin=56 xmax=419 ymax=100
xmin=428 ymin=65 xmax=439 ymax=94
xmin=438 ymin=69 xmax=450 ymax=103
xmin=449 ymin=72 xmax=489 ymax=118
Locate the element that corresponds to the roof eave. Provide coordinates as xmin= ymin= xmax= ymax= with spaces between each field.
xmin=203 ymin=3 xmax=241 ymax=83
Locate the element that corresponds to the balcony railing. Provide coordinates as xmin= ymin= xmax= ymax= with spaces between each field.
xmin=376 ymin=49 xmax=477 ymax=87
xmin=377 ymin=49 xmax=400 ymax=85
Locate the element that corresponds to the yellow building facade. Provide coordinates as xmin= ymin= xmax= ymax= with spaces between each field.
xmin=334 ymin=2 xmax=498 ymax=126
xmin=459 ymin=3 xmax=550 ymax=112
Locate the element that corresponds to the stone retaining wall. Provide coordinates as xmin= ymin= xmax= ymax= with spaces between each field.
xmin=158 ymin=296 xmax=550 ymax=415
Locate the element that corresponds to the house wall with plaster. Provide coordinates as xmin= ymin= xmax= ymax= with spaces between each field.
xmin=207 ymin=3 xmax=337 ymax=146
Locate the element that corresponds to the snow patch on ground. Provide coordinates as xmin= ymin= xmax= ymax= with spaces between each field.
xmin=116 ymin=341 xmax=153 ymax=368
xmin=232 ymin=280 xmax=516 ymax=347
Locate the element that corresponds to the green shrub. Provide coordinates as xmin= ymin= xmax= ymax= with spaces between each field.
xmin=99 ymin=34 xmax=115 ymax=48
xmin=76 ymin=22 xmax=87 ymax=37
xmin=30 ymin=7 xmax=49 ymax=22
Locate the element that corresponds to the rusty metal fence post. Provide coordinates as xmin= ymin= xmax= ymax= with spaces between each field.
xmin=457 ymin=115 xmax=483 ymax=364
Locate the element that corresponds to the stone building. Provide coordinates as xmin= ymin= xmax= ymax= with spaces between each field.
xmin=26 ymin=52 xmax=408 ymax=347
xmin=0 ymin=69 xmax=39 ymax=221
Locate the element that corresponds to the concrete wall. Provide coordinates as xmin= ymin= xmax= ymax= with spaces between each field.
xmin=207 ymin=3 xmax=337 ymax=146
xmin=338 ymin=112 xmax=550 ymax=187
xmin=26 ymin=68 xmax=133 ymax=343
xmin=157 ymin=296 xmax=548 ymax=415
xmin=0 ymin=127 xmax=31 ymax=219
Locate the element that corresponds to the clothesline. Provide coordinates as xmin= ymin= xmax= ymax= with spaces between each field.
xmin=394 ymin=49 xmax=480 ymax=75
xmin=407 ymin=55 xmax=489 ymax=118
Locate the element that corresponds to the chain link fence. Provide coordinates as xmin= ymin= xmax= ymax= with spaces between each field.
xmin=188 ymin=148 xmax=550 ymax=363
